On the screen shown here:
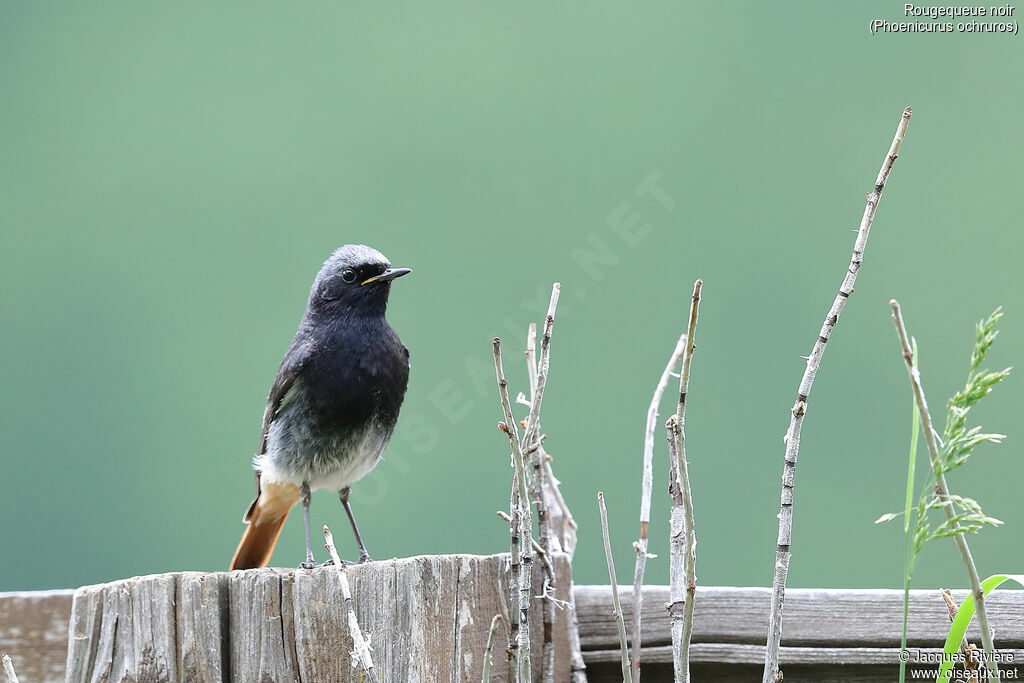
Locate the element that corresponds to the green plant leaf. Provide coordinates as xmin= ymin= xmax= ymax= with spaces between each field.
xmin=936 ymin=574 xmax=1024 ymax=682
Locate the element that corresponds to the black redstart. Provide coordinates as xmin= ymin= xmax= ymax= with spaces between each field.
xmin=230 ymin=244 xmax=410 ymax=570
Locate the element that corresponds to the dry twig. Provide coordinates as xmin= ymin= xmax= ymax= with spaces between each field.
xmin=2 ymin=654 xmax=20 ymax=683
xmin=494 ymin=338 xmax=534 ymax=683
xmin=543 ymin=456 xmax=578 ymax=556
xmin=322 ymin=525 xmax=379 ymax=683
xmin=763 ymin=106 xmax=912 ymax=683
xmin=482 ymin=614 xmax=504 ymax=683
xmin=631 ymin=332 xmax=687 ymax=682
xmin=527 ymin=321 xmax=579 ymax=558
xmin=525 ymin=285 xmax=561 ymax=681
xmin=496 ymin=283 xmax=582 ymax=682
xmin=668 ymin=279 xmax=702 ymax=683
xmin=941 ymin=588 xmax=981 ymax=682
xmin=598 ymin=491 xmax=631 ymax=683
xmin=890 ymin=301 xmax=999 ymax=680
xmin=507 ymin=473 xmax=523 ymax=668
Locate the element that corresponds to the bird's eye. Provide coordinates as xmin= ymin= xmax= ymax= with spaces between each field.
xmin=341 ymin=269 xmax=357 ymax=283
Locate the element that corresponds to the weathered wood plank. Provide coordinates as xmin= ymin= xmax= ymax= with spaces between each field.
xmin=587 ymin=645 xmax=1024 ymax=682
xmin=176 ymin=571 xmax=228 ymax=682
xmin=73 ymin=574 xmax=180 ymax=683
xmin=227 ymin=567 xmax=298 ymax=682
xmin=0 ymin=589 xmax=74 ymax=683
xmin=579 ymin=585 xmax=1024 ymax=682
xmin=57 ymin=553 xmax=569 ymax=682
xmin=575 ymin=585 xmax=1024 ymax=649
xmin=585 ymin=643 xmax=1024 ymax=666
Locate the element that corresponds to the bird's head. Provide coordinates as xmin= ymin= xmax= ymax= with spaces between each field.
xmin=308 ymin=244 xmax=411 ymax=317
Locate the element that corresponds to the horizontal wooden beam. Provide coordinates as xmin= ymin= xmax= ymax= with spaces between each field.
xmin=0 ymin=589 xmax=74 ymax=683
xmin=575 ymin=584 xmax=1024 ymax=649
xmin=578 ymin=585 xmax=1024 ymax=681
xmin=585 ymin=643 xmax=1024 ymax=666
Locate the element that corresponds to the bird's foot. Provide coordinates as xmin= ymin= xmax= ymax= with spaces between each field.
xmin=357 ymin=552 xmax=373 ymax=564
xmin=299 ymin=559 xmax=338 ymax=569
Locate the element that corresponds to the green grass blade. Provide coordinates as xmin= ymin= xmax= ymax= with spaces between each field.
xmin=936 ymin=574 xmax=1024 ymax=682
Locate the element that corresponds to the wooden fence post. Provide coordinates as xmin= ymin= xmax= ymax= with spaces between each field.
xmin=61 ymin=553 xmax=571 ymax=682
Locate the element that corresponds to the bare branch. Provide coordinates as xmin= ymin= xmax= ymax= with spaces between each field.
xmin=323 ymin=525 xmax=379 ymax=683
xmin=524 ymin=283 xmax=561 ymax=447
xmin=494 ymin=338 xmax=534 ymax=683
xmin=941 ymin=588 xmax=981 ymax=681
xmin=542 ymin=454 xmax=578 ymax=557
xmin=669 ymin=279 xmax=703 ymax=683
xmin=598 ymin=491 xmax=631 ymax=683
xmin=2 ymin=654 xmax=20 ymax=683
xmin=526 ymin=323 xmax=538 ymax=402
xmin=763 ymin=106 xmax=912 ymax=683
xmin=632 ymin=332 xmax=687 ymax=682
xmin=524 ymin=285 xmax=561 ymax=682
xmin=507 ymin=474 xmax=522 ymax=670
xmin=482 ymin=614 xmax=503 ymax=683
xmin=890 ymin=300 xmax=999 ymax=680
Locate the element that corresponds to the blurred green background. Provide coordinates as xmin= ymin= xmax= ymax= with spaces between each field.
xmin=2 ymin=2 xmax=1022 ymax=592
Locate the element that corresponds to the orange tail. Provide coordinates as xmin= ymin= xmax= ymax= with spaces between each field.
xmin=230 ymin=481 xmax=300 ymax=570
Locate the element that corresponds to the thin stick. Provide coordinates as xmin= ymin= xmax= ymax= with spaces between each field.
xmin=529 ymin=288 xmax=585 ymax=682
xmin=890 ymin=301 xmax=999 ymax=680
xmin=524 ymin=285 xmax=561 ymax=682
xmin=524 ymin=284 xmax=561 ymax=447
xmin=507 ymin=474 xmax=523 ymax=670
xmin=515 ymin=290 xmax=585 ymax=682
xmin=941 ymin=589 xmax=981 ymax=681
xmin=482 ymin=614 xmax=504 ymax=683
xmin=323 ymin=525 xmax=379 ymax=683
xmin=560 ymin=484 xmax=587 ymax=683
xmin=494 ymin=337 xmax=534 ymax=683
xmin=543 ymin=455 xmax=578 ymax=556
xmin=526 ymin=323 xmax=538 ymax=402
xmin=632 ymin=332 xmax=687 ymax=683
xmin=2 ymin=654 xmax=20 ymax=683
xmin=763 ymin=106 xmax=912 ymax=683
xmin=523 ymin=287 xmax=561 ymax=556
xmin=668 ymin=279 xmax=702 ymax=683
xmin=504 ymin=469 xmax=586 ymax=678
xmin=598 ymin=491 xmax=631 ymax=683
xmin=529 ymin=316 xmax=577 ymax=557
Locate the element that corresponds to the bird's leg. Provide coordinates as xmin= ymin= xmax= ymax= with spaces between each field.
xmin=340 ymin=486 xmax=372 ymax=563
xmin=299 ymin=481 xmax=318 ymax=569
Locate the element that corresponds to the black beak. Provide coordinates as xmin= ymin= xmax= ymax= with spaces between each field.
xmin=361 ymin=267 xmax=412 ymax=285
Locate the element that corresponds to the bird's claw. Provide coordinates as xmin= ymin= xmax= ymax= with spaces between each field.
xmin=299 ymin=558 xmax=342 ymax=569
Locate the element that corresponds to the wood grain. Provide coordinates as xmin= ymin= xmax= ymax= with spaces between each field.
xmin=0 ymin=589 xmax=73 ymax=682
xmin=574 ymin=585 xmax=1024 ymax=649
xmin=57 ymin=553 xmax=569 ymax=682
xmin=4 ymin=578 xmax=1023 ymax=681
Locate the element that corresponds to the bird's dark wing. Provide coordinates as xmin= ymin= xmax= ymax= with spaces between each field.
xmin=258 ymin=336 xmax=312 ymax=455
xmin=243 ymin=336 xmax=312 ymax=522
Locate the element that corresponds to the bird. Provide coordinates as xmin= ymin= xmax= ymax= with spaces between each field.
xmin=230 ymin=244 xmax=411 ymax=570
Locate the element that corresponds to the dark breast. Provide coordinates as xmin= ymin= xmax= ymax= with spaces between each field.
xmin=304 ymin=315 xmax=410 ymax=434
